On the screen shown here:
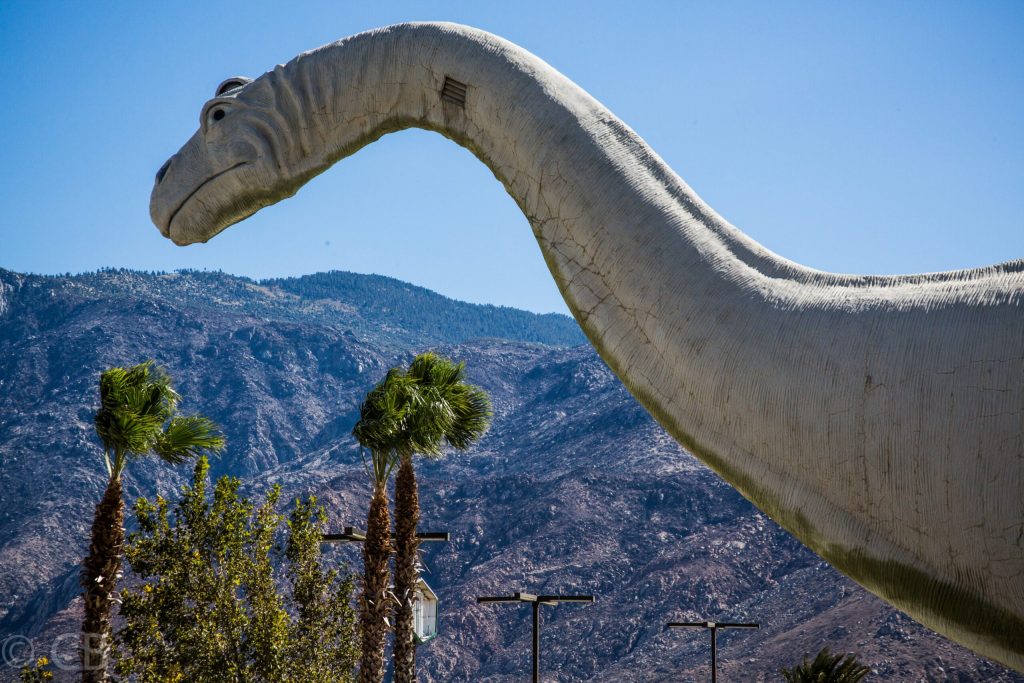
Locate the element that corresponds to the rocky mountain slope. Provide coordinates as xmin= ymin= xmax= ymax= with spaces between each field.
xmin=0 ymin=268 xmax=1018 ymax=681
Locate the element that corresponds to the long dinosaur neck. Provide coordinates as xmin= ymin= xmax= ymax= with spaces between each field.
xmin=293 ymin=22 xmax=798 ymax=449
xmin=281 ymin=24 xmax=1023 ymax=669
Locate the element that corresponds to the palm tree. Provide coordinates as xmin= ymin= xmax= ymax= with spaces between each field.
xmin=392 ymin=353 xmax=491 ymax=683
xmin=352 ymin=367 xmax=414 ymax=683
xmin=352 ymin=353 xmax=491 ymax=683
xmin=81 ymin=361 xmax=223 ymax=683
xmin=780 ymin=647 xmax=871 ymax=682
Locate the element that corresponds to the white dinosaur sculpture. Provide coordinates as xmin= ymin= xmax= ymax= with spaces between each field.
xmin=149 ymin=23 xmax=1023 ymax=670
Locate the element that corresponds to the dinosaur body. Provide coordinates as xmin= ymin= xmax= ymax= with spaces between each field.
xmin=150 ymin=23 xmax=1024 ymax=670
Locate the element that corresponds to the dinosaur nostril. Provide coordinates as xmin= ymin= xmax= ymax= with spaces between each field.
xmin=155 ymin=158 xmax=172 ymax=184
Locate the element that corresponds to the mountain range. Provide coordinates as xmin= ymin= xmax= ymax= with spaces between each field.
xmin=0 ymin=267 xmax=1019 ymax=682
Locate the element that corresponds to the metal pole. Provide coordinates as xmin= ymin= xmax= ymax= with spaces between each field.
xmin=532 ymin=601 xmax=540 ymax=683
xmin=710 ymin=626 xmax=717 ymax=683
xmin=477 ymin=593 xmax=591 ymax=682
xmin=666 ymin=620 xmax=758 ymax=682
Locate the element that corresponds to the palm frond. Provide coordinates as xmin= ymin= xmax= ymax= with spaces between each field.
xmin=353 ymin=369 xmax=415 ymax=452
xmin=151 ymin=415 xmax=225 ymax=464
xmin=353 ymin=352 xmax=492 ymax=470
xmin=408 ymin=352 xmax=463 ymax=388
xmin=443 ymin=384 xmax=492 ymax=451
xmin=94 ymin=361 xmax=222 ymax=473
xmin=102 ymin=411 xmax=164 ymax=456
xmin=781 ymin=647 xmax=870 ymax=682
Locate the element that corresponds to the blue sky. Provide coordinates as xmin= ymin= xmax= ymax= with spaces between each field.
xmin=1 ymin=1 xmax=1021 ymax=314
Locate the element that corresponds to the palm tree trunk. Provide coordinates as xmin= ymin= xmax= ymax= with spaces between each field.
xmin=392 ymin=454 xmax=420 ymax=683
xmin=359 ymin=484 xmax=392 ymax=683
xmin=80 ymin=475 xmax=124 ymax=683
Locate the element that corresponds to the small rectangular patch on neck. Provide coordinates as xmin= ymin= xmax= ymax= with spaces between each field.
xmin=441 ymin=76 xmax=467 ymax=107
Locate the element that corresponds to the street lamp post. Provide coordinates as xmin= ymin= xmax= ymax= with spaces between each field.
xmin=477 ymin=592 xmax=594 ymax=683
xmin=666 ymin=621 xmax=759 ymax=683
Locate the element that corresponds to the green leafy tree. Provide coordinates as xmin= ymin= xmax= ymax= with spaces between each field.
xmin=82 ymin=361 xmax=224 ymax=683
xmin=115 ymin=457 xmax=359 ymax=683
xmin=19 ymin=658 xmax=54 ymax=682
xmin=284 ymin=496 xmax=361 ymax=680
xmin=352 ymin=353 xmax=491 ymax=683
xmin=781 ymin=647 xmax=871 ymax=682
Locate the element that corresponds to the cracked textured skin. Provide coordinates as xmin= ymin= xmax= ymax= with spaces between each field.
xmin=149 ymin=23 xmax=1024 ymax=670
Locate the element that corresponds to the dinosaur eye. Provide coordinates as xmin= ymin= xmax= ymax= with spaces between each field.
xmin=200 ymin=102 xmax=233 ymax=132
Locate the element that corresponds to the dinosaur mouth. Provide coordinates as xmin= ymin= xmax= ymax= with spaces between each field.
xmin=165 ymin=162 xmax=249 ymax=235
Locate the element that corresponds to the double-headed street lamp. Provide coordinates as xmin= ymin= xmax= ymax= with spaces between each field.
xmin=322 ymin=526 xmax=450 ymax=642
xmin=477 ymin=592 xmax=594 ymax=683
xmin=321 ymin=525 xmax=450 ymax=544
xmin=666 ymin=621 xmax=760 ymax=682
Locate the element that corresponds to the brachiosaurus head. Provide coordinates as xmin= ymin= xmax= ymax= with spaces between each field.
xmin=150 ymin=68 xmax=335 ymax=246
